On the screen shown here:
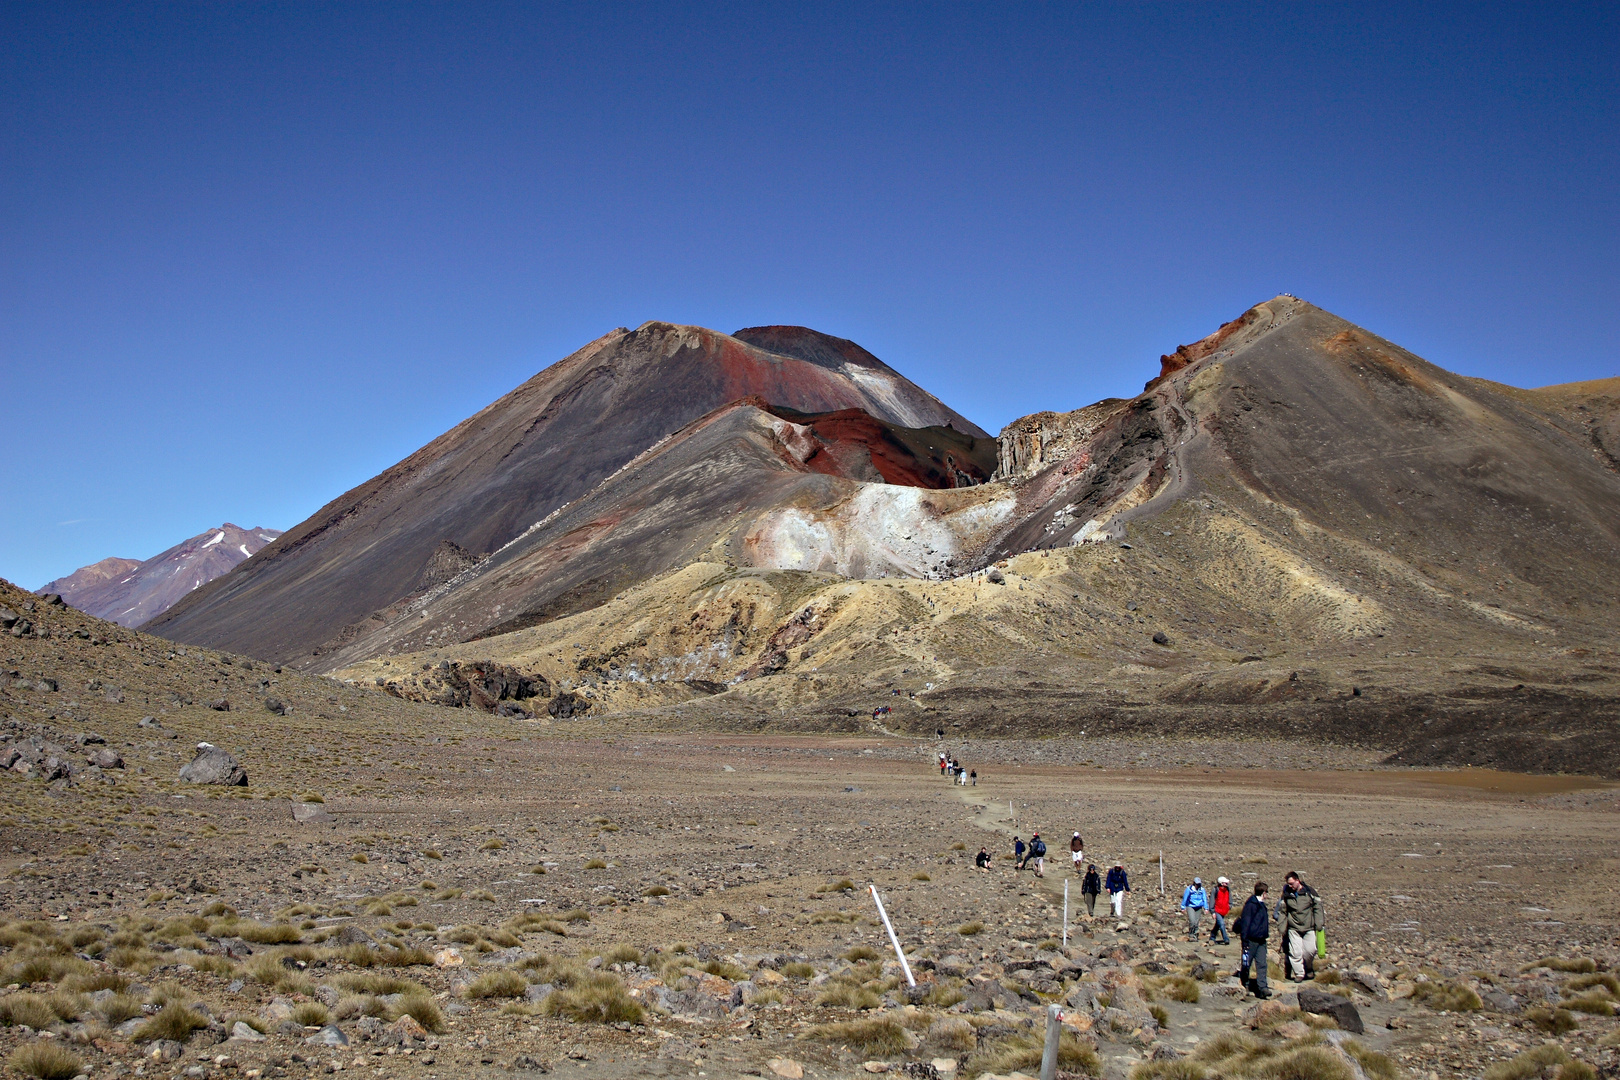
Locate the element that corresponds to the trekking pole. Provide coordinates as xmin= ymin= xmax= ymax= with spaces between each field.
xmin=1062 ymin=880 xmax=1069 ymax=948
xmin=869 ymin=885 xmax=915 ymax=987
xmin=1040 ymin=1004 xmax=1063 ymax=1080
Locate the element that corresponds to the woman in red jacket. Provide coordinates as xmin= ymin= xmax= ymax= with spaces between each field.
xmin=1208 ymin=876 xmax=1233 ymax=945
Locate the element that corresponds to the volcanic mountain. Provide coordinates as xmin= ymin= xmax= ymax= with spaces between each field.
xmin=144 ymin=323 xmax=987 ymax=663
xmin=41 ymin=524 xmax=282 ymax=627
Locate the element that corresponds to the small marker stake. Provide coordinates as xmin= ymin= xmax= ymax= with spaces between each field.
xmin=1062 ymin=879 xmax=1069 ymax=947
xmin=869 ymin=885 xmax=915 ymax=987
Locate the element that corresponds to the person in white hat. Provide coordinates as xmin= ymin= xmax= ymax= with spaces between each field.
xmin=1209 ymin=876 xmax=1233 ymax=945
xmin=1069 ymin=832 xmax=1084 ymax=873
xmin=1179 ymin=876 xmax=1209 ymax=940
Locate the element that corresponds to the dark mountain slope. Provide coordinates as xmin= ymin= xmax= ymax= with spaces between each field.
xmin=145 ymin=323 xmax=982 ymax=664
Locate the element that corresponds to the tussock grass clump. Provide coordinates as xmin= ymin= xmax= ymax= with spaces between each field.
xmin=433 ymin=887 xmax=463 ymax=901
xmin=7 ymin=1042 xmax=83 ymax=1080
xmin=1483 ymin=1044 xmax=1578 ymax=1080
xmin=966 ymin=1028 xmax=1101 ymax=1078
xmin=1565 ymin=973 xmax=1620 ymax=997
xmin=949 ymin=841 xmax=967 ymax=851
xmin=466 ymin=970 xmax=527 ymax=999
xmin=1523 ymin=957 xmax=1598 ymax=974
xmin=810 ymin=910 xmax=861 ymax=925
xmin=560 ymin=908 xmax=591 ymax=923
xmin=469 ymin=889 xmax=497 ymax=903
xmin=841 ymin=946 xmax=880 ymax=963
xmin=1409 ymin=979 xmax=1482 ymax=1012
xmin=133 ymin=1003 xmax=208 ymax=1043
xmin=597 ymin=944 xmax=643 ymax=967
xmin=1343 ymin=1040 xmax=1406 ymax=1080
xmin=1526 ymin=1006 xmax=1580 ymax=1034
xmin=290 ymin=1002 xmax=330 ymax=1026
xmin=582 ymin=859 xmax=607 ymax=870
xmin=1159 ymin=975 xmax=1201 ymax=1003
xmin=334 ymin=972 xmax=426 ymax=997
xmin=1563 ymin=994 xmax=1615 ymax=1016
xmin=391 ymin=994 xmax=445 ymax=1033
xmin=922 ymin=981 xmax=965 ymax=1008
xmin=480 ymin=838 xmax=505 ymax=851
xmin=642 ymin=885 xmax=671 ymax=897
xmin=913 ymin=873 xmax=932 ymax=882
xmin=6 ymin=952 xmax=89 ymax=985
xmin=703 ymin=959 xmax=746 ymax=980
xmin=923 ymin=1016 xmax=977 ymax=1053
xmin=782 ymin=962 xmax=815 ymax=979
xmin=333 ymin=994 xmax=387 ymax=1020
xmin=233 ymin=921 xmax=302 ymax=945
xmin=542 ymin=974 xmax=644 ymax=1024
xmin=98 ymin=994 xmax=145 ymax=1025
xmin=808 ymin=1015 xmax=909 ymax=1055
xmin=0 ymin=995 xmax=59 ymax=1030
xmin=817 ymin=878 xmax=856 ymax=893
xmin=1129 ymin=1060 xmax=1211 ymax=1080
xmin=957 ymin=920 xmax=985 ymax=936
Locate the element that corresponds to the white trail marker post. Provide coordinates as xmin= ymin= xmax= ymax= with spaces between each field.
xmin=1062 ymin=879 xmax=1069 ymax=947
xmin=869 ymin=885 xmax=915 ymax=988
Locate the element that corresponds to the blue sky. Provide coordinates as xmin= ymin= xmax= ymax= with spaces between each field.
xmin=3 ymin=2 xmax=1616 ymax=589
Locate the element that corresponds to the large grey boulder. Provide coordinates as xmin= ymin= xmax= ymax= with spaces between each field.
xmin=1298 ymin=986 xmax=1365 ymax=1034
xmin=178 ymin=742 xmax=248 ymax=786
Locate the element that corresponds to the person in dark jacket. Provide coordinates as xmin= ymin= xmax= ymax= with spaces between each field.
xmin=1236 ymin=881 xmax=1272 ymax=998
xmin=1105 ymin=863 xmax=1130 ymax=917
xmin=1014 ymin=836 xmax=1026 ymax=870
xmin=1081 ymin=865 xmax=1102 ymax=917
xmin=975 ymin=847 xmax=992 ymax=871
xmin=1029 ymin=833 xmax=1047 ymax=877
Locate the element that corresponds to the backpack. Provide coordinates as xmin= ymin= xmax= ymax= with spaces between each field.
xmin=1032 ymin=839 xmax=1046 ymax=857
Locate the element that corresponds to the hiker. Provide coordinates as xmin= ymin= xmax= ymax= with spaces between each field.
xmin=1106 ymin=862 xmax=1130 ymax=917
xmin=1276 ymin=871 xmax=1325 ymax=981
xmin=1081 ymin=864 xmax=1102 ymax=917
xmin=968 ymin=768 xmax=977 ymax=786
xmin=1209 ymin=876 xmax=1233 ymax=945
xmin=1014 ymin=836 xmax=1026 ymax=870
xmin=1069 ymin=832 xmax=1084 ymax=872
xmin=1237 ymin=881 xmax=1272 ymax=998
xmin=939 ymin=753 xmax=948 ymax=776
xmin=975 ymin=847 xmax=992 ymax=871
xmin=1029 ymin=832 xmax=1047 ymax=877
xmin=1180 ymin=877 xmax=1209 ymax=940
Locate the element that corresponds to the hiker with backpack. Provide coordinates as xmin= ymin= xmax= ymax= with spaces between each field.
xmin=1236 ymin=881 xmax=1272 ymax=998
xmin=1081 ymin=865 xmax=1102 ymax=917
xmin=1277 ymin=871 xmax=1325 ymax=980
xmin=1208 ymin=876 xmax=1233 ymax=945
xmin=1029 ymin=832 xmax=1047 ymax=877
xmin=1014 ymin=836 xmax=1026 ymax=870
xmin=1105 ymin=863 xmax=1130 ymax=917
xmin=1179 ymin=877 xmax=1209 ymax=941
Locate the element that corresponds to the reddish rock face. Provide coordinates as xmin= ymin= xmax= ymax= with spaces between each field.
xmin=44 ymin=525 xmax=281 ymax=627
xmin=762 ymin=405 xmax=997 ymax=488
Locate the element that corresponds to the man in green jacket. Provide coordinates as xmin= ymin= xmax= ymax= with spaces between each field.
xmin=1274 ymin=871 xmax=1324 ymax=981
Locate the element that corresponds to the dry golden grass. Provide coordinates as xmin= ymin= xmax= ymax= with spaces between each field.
xmin=7 ymin=1043 xmax=83 ymax=1080
xmin=0 ymin=994 xmax=58 ymax=1030
xmin=541 ymin=975 xmax=644 ymax=1024
xmin=133 ymin=1003 xmax=208 ymax=1043
xmin=782 ymin=962 xmax=815 ymax=979
xmin=466 ymin=970 xmax=527 ymax=1000
xmin=391 ymin=994 xmax=446 ymax=1033
xmin=841 ymin=945 xmax=880 ymax=962
xmin=1563 ymin=994 xmax=1616 ymax=1016
xmin=808 ymin=1015 xmax=910 ymax=1055
xmin=817 ymin=878 xmax=856 ymax=893
xmin=1565 ymin=973 xmax=1620 ymax=996
xmin=965 ymin=1028 xmax=1101 ymax=1078
xmin=957 ymin=920 xmax=985 ymax=936
xmin=290 ymin=1002 xmax=330 ymax=1026
xmin=1483 ymin=1044 xmax=1575 ymax=1080
xmin=1526 ymin=1006 xmax=1581 ymax=1034
xmin=1343 ymin=1040 xmax=1407 ymax=1080
xmin=1523 ymin=957 xmax=1598 ymax=974
xmin=1408 ymin=979 xmax=1482 ymax=1012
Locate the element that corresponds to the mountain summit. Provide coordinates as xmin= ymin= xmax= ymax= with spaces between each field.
xmin=144 ymin=322 xmax=984 ymax=662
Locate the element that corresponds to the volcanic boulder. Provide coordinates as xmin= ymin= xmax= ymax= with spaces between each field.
xmin=178 ymin=743 xmax=248 ymax=786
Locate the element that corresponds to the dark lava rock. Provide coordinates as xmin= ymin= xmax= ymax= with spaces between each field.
xmin=178 ymin=742 xmax=248 ymax=786
xmin=547 ymin=691 xmax=590 ymax=719
xmin=1152 ymin=631 xmax=1170 ymax=645
xmin=1298 ymin=986 xmax=1364 ymax=1033
xmin=264 ymin=696 xmax=286 ymax=715
xmin=204 ymin=697 xmax=231 ymax=711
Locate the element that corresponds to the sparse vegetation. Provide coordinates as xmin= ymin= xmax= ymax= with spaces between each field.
xmin=817 ymin=878 xmax=856 ymax=893
xmin=466 ymin=969 xmax=527 ymax=999
xmin=7 ymin=1043 xmax=83 ymax=1080
xmin=542 ymin=975 xmax=644 ymax=1024
xmin=808 ymin=1015 xmax=910 ymax=1055
xmin=133 ymin=1003 xmax=208 ymax=1043
xmin=966 ymin=1028 xmax=1101 ymax=1078
xmin=1409 ymin=979 xmax=1482 ymax=1012
xmin=1524 ymin=957 xmax=1598 ymax=974
xmin=290 ymin=1002 xmax=330 ymax=1026
xmin=957 ymin=920 xmax=985 ymax=935
xmin=1526 ymin=1006 xmax=1580 ymax=1034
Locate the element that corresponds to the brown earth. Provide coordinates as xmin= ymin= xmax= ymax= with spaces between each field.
xmin=3 ymin=578 xmax=1620 ymax=1080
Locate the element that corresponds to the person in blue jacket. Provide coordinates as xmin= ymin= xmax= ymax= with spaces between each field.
xmin=1236 ymin=881 xmax=1272 ymax=999
xmin=1105 ymin=863 xmax=1130 ymax=917
xmin=1179 ymin=877 xmax=1209 ymax=940
xmin=1013 ymin=836 xmax=1026 ymax=871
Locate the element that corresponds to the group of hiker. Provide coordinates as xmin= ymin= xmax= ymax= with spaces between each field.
xmin=1179 ymin=870 xmax=1325 ymax=998
xmin=937 ymin=752 xmax=976 ymax=785
xmin=971 ymin=831 xmax=1325 ymax=1000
